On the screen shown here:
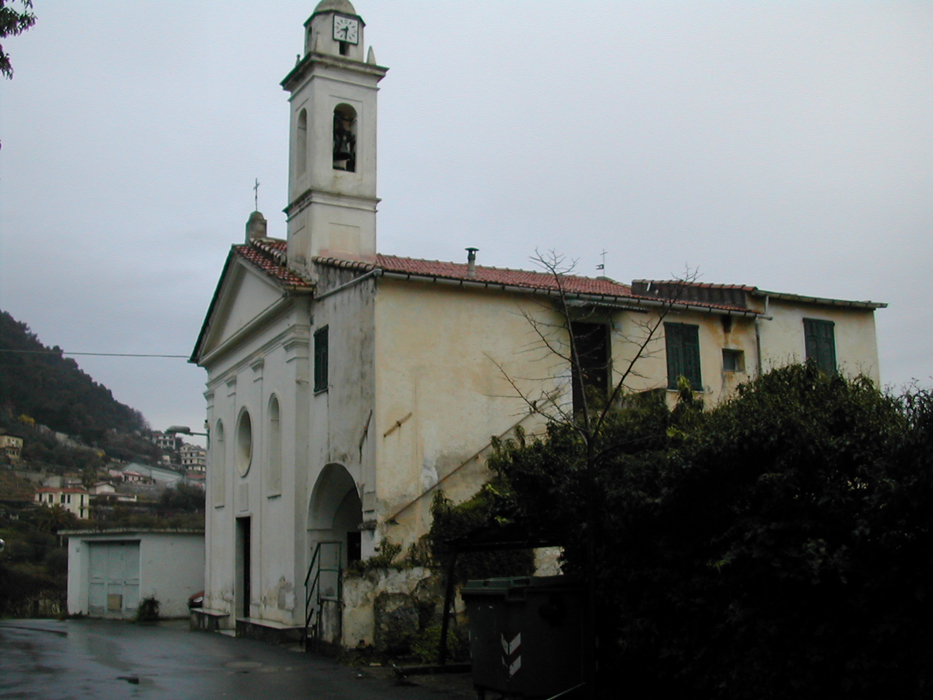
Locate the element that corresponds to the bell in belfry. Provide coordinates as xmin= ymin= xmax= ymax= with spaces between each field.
xmin=333 ymin=111 xmax=356 ymax=169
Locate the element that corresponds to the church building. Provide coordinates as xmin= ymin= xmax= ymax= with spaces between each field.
xmin=191 ymin=1 xmax=885 ymax=645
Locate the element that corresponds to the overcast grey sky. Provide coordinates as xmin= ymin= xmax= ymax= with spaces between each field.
xmin=1 ymin=1 xmax=931 ymax=444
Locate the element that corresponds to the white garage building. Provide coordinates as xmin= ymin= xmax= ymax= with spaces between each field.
xmin=64 ymin=529 xmax=204 ymax=619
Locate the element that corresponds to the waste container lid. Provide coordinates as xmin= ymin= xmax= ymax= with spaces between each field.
xmin=461 ymin=575 xmax=581 ymax=596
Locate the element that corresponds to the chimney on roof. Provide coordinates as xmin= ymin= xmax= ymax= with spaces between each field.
xmin=246 ymin=211 xmax=267 ymax=242
xmin=466 ymin=247 xmax=478 ymax=279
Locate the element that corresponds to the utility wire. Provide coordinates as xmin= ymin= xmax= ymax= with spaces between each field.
xmin=0 ymin=349 xmax=188 ymax=358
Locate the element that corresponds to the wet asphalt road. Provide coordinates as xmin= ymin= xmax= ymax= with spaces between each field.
xmin=0 ymin=619 xmax=457 ymax=700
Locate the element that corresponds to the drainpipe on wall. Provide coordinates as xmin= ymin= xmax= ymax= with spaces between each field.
xmin=755 ymin=295 xmax=769 ymax=377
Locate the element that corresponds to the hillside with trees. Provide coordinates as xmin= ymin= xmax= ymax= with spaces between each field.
xmin=0 ymin=310 xmax=152 ymax=453
xmin=0 ymin=310 xmax=206 ymax=618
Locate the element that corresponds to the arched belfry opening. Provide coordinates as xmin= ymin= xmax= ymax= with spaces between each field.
xmin=308 ymin=464 xmax=363 ymax=566
xmin=332 ymin=104 xmax=357 ymax=172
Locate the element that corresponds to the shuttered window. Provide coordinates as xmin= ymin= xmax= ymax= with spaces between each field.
xmin=665 ymin=322 xmax=702 ymax=390
xmin=570 ymin=322 xmax=609 ymax=413
xmin=804 ymin=318 xmax=836 ymax=374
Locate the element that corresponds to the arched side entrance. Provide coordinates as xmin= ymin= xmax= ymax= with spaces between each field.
xmin=307 ymin=463 xmax=363 ymax=569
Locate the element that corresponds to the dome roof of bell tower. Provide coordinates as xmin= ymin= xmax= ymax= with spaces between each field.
xmin=313 ymin=0 xmax=357 ymax=16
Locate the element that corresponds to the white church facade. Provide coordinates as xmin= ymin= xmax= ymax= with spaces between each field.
xmin=191 ymin=1 xmax=885 ymax=645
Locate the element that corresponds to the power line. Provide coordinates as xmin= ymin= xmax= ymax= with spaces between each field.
xmin=0 ymin=349 xmax=189 ymax=359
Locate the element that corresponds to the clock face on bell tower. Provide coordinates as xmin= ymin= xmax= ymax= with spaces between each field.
xmin=333 ymin=15 xmax=360 ymax=45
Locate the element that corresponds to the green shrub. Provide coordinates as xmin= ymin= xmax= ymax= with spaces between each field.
xmin=411 ymin=622 xmax=467 ymax=664
xmin=135 ymin=596 xmax=160 ymax=623
xmin=427 ymin=486 xmax=534 ymax=584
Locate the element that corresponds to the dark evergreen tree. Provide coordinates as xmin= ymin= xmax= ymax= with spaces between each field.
xmin=489 ymin=365 xmax=933 ymax=699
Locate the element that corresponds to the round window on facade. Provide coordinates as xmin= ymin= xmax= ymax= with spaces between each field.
xmin=236 ymin=410 xmax=252 ymax=477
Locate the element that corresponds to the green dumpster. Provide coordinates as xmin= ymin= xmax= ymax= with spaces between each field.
xmin=461 ymin=576 xmax=584 ymax=699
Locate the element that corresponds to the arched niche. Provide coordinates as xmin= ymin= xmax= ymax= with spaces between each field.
xmin=296 ymin=109 xmax=308 ymax=175
xmin=212 ymin=419 xmax=225 ymax=507
xmin=266 ymin=395 xmax=282 ymax=496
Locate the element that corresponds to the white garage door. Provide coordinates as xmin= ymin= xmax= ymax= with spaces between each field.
xmin=88 ymin=541 xmax=140 ymax=617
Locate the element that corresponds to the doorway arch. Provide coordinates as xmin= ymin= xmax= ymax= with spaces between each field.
xmin=307 ymin=463 xmax=362 ymax=566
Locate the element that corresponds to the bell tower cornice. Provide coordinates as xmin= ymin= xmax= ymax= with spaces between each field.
xmin=281 ymin=52 xmax=387 ymax=93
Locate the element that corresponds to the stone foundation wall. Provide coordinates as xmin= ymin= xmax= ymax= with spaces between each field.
xmin=341 ymin=566 xmax=450 ymax=653
xmin=338 ymin=550 xmax=561 ymax=654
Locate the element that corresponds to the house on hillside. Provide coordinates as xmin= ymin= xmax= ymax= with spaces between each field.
xmin=190 ymin=1 xmax=885 ymax=646
xmin=150 ymin=431 xmax=182 ymax=454
xmin=180 ymin=444 xmax=207 ymax=473
xmin=0 ymin=432 xmax=24 ymax=462
xmin=89 ymin=482 xmax=116 ymax=496
xmin=34 ymin=487 xmax=90 ymax=519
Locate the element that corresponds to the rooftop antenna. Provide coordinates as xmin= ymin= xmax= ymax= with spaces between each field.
xmin=596 ymin=249 xmax=607 ymax=273
xmin=253 ymin=178 xmax=260 ymax=211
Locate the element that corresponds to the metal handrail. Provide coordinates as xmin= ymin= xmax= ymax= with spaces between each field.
xmin=303 ymin=540 xmax=343 ymax=649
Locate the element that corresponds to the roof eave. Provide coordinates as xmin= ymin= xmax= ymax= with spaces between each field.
xmin=190 ymin=249 xmax=238 ymax=364
xmin=376 ymin=269 xmax=756 ymax=316
xmin=752 ymin=289 xmax=887 ymax=310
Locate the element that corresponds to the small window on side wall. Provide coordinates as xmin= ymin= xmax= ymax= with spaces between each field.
xmin=722 ymin=349 xmax=745 ymax=373
xmin=804 ymin=318 xmax=836 ymax=374
xmin=314 ymin=326 xmax=329 ymax=393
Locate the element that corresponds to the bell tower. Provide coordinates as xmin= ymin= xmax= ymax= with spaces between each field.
xmin=282 ymin=0 xmax=387 ymax=277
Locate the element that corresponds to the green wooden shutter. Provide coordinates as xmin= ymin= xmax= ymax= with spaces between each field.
xmin=682 ymin=324 xmax=702 ymax=388
xmin=665 ymin=323 xmax=684 ymax=389
xmin=665 ymin=323 xmax=702 ymax=390
xmin=804 ymin=319 xmax=836 ymax=374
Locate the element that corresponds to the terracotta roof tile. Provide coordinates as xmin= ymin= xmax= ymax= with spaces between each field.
xmin=313 ymin=253 xmax=637 ymax=297
xmin=234 ymin=240 xmax=311 ymax=289
xmin=258 ymin=245 xmax=755 ymax=312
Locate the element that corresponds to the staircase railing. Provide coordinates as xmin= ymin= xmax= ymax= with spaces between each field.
xmin=303 ymin=540 xmax=343 ymax=650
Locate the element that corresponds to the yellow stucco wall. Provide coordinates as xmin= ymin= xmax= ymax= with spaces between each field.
xmin=757 ymin=299 xmax=881 ymax=383
xmin=373 ymin=279 xmax=562 ymax=546
xmin=369 ymin=281 xmax=882 ymax=549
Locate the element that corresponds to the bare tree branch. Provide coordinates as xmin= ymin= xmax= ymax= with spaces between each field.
xmin=487 ymin=250 xmax=700 ymax=449
xmin=594 ymin=267 xmax=698 ymax=434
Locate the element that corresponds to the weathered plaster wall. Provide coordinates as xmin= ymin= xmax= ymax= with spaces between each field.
xmin=612 ymin=299 xmax=879 ymax=411
xmin=373 ymin=279 xmax=558 ymax=548
xmin=305 ymin=272 xmax=377 ymax=561
xmin=341 ymin=566 xmax=442 ymax=649
xmin=612 ymin=307 xmax=760 ymax=406
xmin=757 ymin=299 xmax=881 ymax=383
